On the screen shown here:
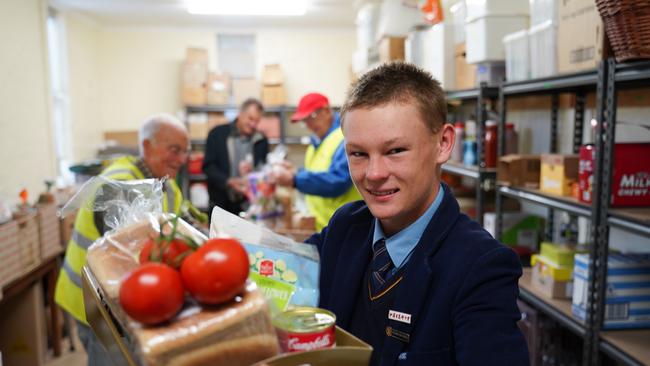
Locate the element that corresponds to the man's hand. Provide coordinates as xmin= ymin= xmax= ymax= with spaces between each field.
xmin=227 ymin=177 xmax=247 ymax=195
xmin=271 ymin=162 xmax=296 ymax=187
xmin=238 ymin=160 xmax=253 ymax=176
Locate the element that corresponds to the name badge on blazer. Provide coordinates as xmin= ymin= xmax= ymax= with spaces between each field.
xmin=388 ymin=310 xmax=411 ymax=324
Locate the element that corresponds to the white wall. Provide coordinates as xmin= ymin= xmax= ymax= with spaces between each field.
xmin=0 ymin=0 xmax=57 ymax=201
xmin=63 ymin=24 xmax=356 ymax=139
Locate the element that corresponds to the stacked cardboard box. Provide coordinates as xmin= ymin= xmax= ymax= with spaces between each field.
xmin=261 ymin=64 xmax=287 ymax=106
xmin=206 ymin=72 xmax=231 ymax=105
xmin=379 ymin=36 xmax=405 ymax=62
xmin=182 ymin=48 xmax=209 ymax=105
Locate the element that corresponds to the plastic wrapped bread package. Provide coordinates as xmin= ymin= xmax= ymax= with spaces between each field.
xmin=85 ymin=213 xmax=280 ymax=366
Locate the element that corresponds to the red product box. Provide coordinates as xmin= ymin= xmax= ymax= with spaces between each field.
xmin=579 ymin=143 xmax=650 ymax=207
xmin=188 ymin=153 xmax=204 ymax=175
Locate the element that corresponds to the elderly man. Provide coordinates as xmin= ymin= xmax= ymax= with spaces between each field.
xmin=306 ymin=63 xmax=529 ymax=365
xmin=55 ymin=113 xmax=192 ymax=366
xmin=203 ymin=98 xmax=269 ymax=216
xmin=273 ymin=92 xmax=361 ymax=230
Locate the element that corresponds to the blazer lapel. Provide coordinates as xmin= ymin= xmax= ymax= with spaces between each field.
xmin=380 ymin=185 xmax=461 ymax=363
xmin=328 ymin=221 xmax=374 ymax=329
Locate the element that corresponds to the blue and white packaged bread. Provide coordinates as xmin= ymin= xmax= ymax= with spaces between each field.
xmin=210 ymin=205 xmax=319 ymax=312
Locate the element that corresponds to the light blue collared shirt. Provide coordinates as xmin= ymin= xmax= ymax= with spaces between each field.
xmin=372 ymin=184 xmax=444 ymax=276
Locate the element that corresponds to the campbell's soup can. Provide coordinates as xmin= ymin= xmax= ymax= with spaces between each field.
xmin=273 ymin=307 xmax=336 ymax=353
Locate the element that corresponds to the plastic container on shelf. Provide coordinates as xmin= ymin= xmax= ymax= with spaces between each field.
xmin=503 ymin=29 xmax=530 ymax=82
xmin=376 ymin=0 xmax=423 ymax=40
xmin=452 ymin=121 xmax=464 ymax=162
xmin=465 ymin=0 xmax=529 ymax=21
xmin=466 ymin=15 xmax=529 ymax=63
xmin=529 ymin=20 xmax=558 ymax=79
xmin=476 ymin=61 xmax=506 ymax=86
xmin=356 ymin=2 xmax=380 ymax=52
xmin=463 ymin=120 xmax=478 ymax=166
xmin=505 ymin=122 xmax=519 ymax=155
xmin=450 ymin=0 xmax=466 ymax=44
xmin=530 ymin=0 xmax=558 ymax=26
xmin=484 ymin=120 xmax=498 ymax=168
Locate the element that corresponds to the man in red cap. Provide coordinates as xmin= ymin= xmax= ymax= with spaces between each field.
xmin=274 ymin=92 xmax=361 ymax=230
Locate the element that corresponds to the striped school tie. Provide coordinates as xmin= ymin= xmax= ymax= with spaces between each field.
xmin=370 ymin=239 xmax=394 ymax=295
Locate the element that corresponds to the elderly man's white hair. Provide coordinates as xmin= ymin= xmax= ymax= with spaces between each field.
xmin=138 ymin=113 xmax=187 ymax=156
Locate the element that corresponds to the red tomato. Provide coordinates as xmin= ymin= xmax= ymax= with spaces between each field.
xmin=139 ymin=239 xmax=193 ymax=269
xmin=119 ymin=263 xmax=184 ymax=325
xmin=180 ymin=238 xmax=249 ymax=304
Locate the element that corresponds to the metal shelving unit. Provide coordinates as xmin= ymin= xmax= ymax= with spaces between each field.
xmin=444 ymin=84 xmax=499 ymax=225
xmin=494 ymin=59 xmax=650 ymax=366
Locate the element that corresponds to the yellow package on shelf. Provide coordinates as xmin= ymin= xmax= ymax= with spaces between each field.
xmin=530 ymin=254 xmax=573 ymax=281
xmin=540 ymin=242 xmax=582 ymax=267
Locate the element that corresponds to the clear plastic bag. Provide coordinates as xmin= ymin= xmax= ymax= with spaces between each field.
xmin=210 ymin=205 xmax=320 ymax=312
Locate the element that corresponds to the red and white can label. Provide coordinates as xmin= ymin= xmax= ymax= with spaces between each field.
xmin=277 ymin=326 xmax=336 ymax=352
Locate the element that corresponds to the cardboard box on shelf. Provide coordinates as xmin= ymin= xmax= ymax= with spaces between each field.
xmin=497 ymin=154 xmax=541 ymax=188
xmin=379 ymin=36 xmax=405 ymax=62
xmin=36 ymin=203 xmax=63 ymax=260
xmin=557 ymin=0 xmax=607 ymax=73
xmin=262 ymin=85 xmax=287 ymax=106
xmin=261 ymin=64 xmax=284 ymax=86
xmin=540 ymin=154 xmax=579 ymax=196
xmin=0 ymin=220 xmax=22 ymax=288
xmin=186 ymin=47 xmax=208 ymax=65
xmin=483 ymin=212 xmax=544 ymax=249
xmin=103 ymin=131 xmax=139 ymax=147
xmin=232 ymin=78 xmax=260 ymax=106
xmin=454 ymin=43 xmax=477 ymax=90
xmin=0 ymin=282 xmax=47 ymax=366
xmin=182 ymin=61 xmax=208 ymax=105
xmin=208 ymin=112 xmax=229 ymax=128
xmin=60 ymin=210 xmax=76 ymax=246
xmin=16 ymin=212 xmax=41 ymax=275
xmin=206 ymin=72 xmax=231 ymax=105
xmin=531 ymin=254 xmax=573 ymax=299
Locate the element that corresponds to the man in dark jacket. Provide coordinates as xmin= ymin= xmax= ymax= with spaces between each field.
xmin=306 ymin=63 xmax=529 ymax=366
xmin=203 ymin=98 xmax=268 ymax=215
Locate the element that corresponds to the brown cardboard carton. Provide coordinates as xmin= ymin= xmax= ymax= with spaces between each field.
xmin=0 ymin=283 xmax=47 ymax=366
xmin=262 ymin=64 xmax=285 ymax=86
xmin=498 ymin=155 xmax=541 ymax=188
xmin=262 ymin=85 xmax=288 ymax=106
xmin=182 ymin=61 xmax=208 ymax=105
xmin=454 ymin=43 xmax=477 ymax=90
xmin=60 ymin=211 xmax=76 ymax=246
xmin=188 ymin=122 xmax=209 ymax=140
xmin=36 ymin=203 xmax=63 ymax=260
xmin=540 ymin=154 xmax=579 ymax=196
xmin=206 ymin=72 xmax=231 ymax=105
xmin=0 ymin=220 xmax=21 ymax=288
xmin=531 ymin=259 xmax=573 ymax=299
xmin=186 ymin=47 xmax=208 ymax=65
xmin=558 ymin=0 xmax=607 ymax=73
xmin=379 ymin=37 xmax=405 ymax=62
xmin=208 ymin=112 xmax=229 ymax=129
xmin=103 ymin=131 xmax=139 ymax=147
xmin=232 ymin=78 xmax=260 ymax=105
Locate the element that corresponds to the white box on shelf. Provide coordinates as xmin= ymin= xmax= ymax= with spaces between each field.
xmin=352 ymin=49 xmax=369 ymax=74
xmin=412 ymin=23 xmax=455 ymax=90
xmin=465 ymin=0 xmax=529 ymax=21
xmin=503 ymin=29 xmax=530 ymax=82
xmin=572 ymin=253 xmax=650 ymax=329
xmin=450 ymin=0 xmax=467 ymax=44
xmin=405 ymin=25 xmax=429 ymax=65
xmin=466 ymin=15 xmax=529 ymax=63
xmin=356 ymin=2 xmax=380 ymax=52
xmin=376 ymin=0 xmax=423 ymax=40
xmin=529 ymin=20 xmax=558 ymax=79
xmin=530 ymin=0 xmax=558 ymax=26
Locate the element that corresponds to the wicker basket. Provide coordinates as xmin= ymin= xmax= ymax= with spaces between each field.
xmin=596 ymin=0 xmax=650 ymax=62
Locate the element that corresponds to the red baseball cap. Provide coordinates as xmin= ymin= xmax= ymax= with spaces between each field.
xmin=291 ymin=93 xmax=330 ymax=122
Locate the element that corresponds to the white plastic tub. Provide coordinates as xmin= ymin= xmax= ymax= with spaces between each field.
xmin=503 ymin=29 xmax=530 ymax=81
xmin=465 ymin=0 xmax=529 ymax=21
xmin=530 ymin=0 xmax=558 ymax=26
xmin=466 ymin=15 xmax=529 ymax=63
xmin=529 ymin=20 xmax=558 ymax=79
xmin=355 ymin=2 xmax=380 ymax=51
xmin=450 ymin=1 xmax=467 ymax=44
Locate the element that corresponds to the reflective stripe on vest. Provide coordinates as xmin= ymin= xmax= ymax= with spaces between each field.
xmin=54 ymin=156 xmax=183 ymax=323
xmin=304 ymin=128 xmax=361 ymax=231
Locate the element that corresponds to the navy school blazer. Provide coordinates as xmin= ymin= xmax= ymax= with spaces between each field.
xmin=306 ymin=184 xmax=530 ymax=365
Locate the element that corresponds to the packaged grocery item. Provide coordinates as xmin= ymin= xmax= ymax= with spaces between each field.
xmin=211 ymin=205 xmax=320 ymax=312
xmin=274 ymin=307 xmax=336 ymax=353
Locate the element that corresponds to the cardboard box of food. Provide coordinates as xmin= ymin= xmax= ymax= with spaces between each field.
xmin=36 ymin=203 xmax=64 ymax=260
xmin=233 ymin=78 xmax=261 ymax=106
xmin=262 ymin=64 xmax=285 ymax=86
xmin=207 ymin=72 xmax=231 ymax=105
xmin=540 ymin=154 xmax=579 ymax=196
xmin=262 ymin=85 xmax=287 ymax=106
xmin=497 ymin=155 xmax=541 ymax=188
xmin=186 ymin=47 xmax=208 ymax=65
xmin=531 ymin=254 xmax=573 ymax=299
xmin=454 ymin=43 xmax=477 ymax=90
xmin=82 ymin=266 xmax=371 ymax=366
xmin=557 ymin=0 xmax=607 ymax=73
xmin=379 ymin=36 xmax=406 ymax=62
xmin=0 ymin=219 xmax=22 ymax=288
xmin=103 ymin=131 xmax=139 ymax=147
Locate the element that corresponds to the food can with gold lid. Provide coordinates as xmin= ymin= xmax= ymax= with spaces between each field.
xmin=273 ymin=306 xmax=336 ymax=352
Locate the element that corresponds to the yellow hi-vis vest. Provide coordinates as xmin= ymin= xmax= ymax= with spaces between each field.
xmin=304 ymin=128 xmax=361 ymax=231
xmin=54 ymin=156 xmax=183 ymax=324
